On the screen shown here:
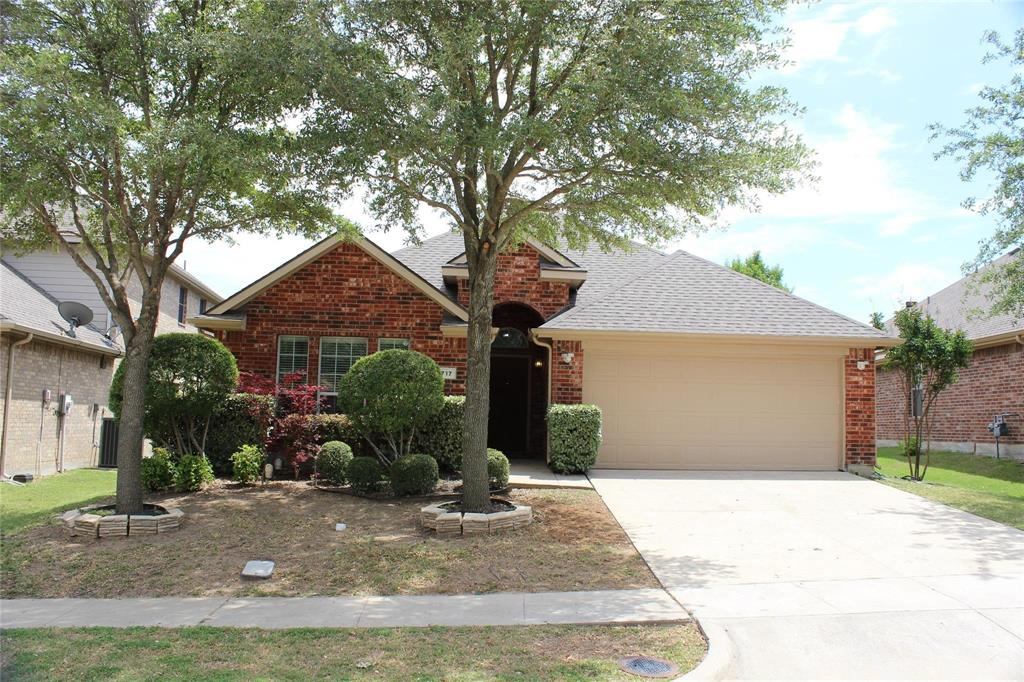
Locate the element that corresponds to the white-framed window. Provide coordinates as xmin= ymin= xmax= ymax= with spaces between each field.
xmin=177 ymin=286 xmax=188 ymax=324
xmin=378 ymin=338 xmax=410 ymax=351
xmin=319 ymin=337 xmax=368 ymax=393
xmin=276 ymin=335 xmax=309 ymax=384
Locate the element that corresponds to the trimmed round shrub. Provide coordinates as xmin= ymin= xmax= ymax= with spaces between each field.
xmin=547 ymin=404 xmax=602 ymax=474
xmin=487 ymin=448 xmax=510 ymax=490
xmin=141 ymin=447 xmax=177 ymax=492
xmin=389 ymin=454 xmax=439 ymax=496
xmin=206 ymin=393 xmax=275 ymax=475
xmin=317 ymin=441 xmax=354 ymax=485
xmin=339 ymin=350 xmax=444 ymax=464
xmin=176 ymin=453 xmax=215 ymax=492
xmin=231 ymin=444 xmax=265 ymax=484
xmin=348 ymin=457 xmax=386 ymax=494
xmin=309 ymin=413 xmax=367 ymax=457
xmin=412 ymin=396 xmax=464 ymax=472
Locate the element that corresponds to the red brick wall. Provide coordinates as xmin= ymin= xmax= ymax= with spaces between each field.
xmin=456 ymin=244 xmax=571 ymax=320
xmin=551 ymin=340 xmax=584 ymax=404
xmin=845 ymin=348 xmax=876 ymax=468
xmin=876 ymin=342 xmax=1024 ymax=447
xmin=221 ymin=242 xmax=468 ymax=394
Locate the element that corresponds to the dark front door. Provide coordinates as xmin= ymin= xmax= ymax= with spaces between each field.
xmin=488 ymin=354 xmax=531 ymax=455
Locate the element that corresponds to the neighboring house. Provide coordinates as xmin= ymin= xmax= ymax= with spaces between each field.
xmin=0 ymin=261 xmax=120 ymax=477
xmin=194 ymin=231 xmax=897 ymax=473
xmin=3 ymin=244 xmax=222 ymax=337
xmin=0 ymin=246 xmax=223 ymax=477
xmin=876 ymin=248 xmax=1024 ymax=459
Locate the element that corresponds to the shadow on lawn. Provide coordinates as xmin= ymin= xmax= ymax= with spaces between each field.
xmin=877 ymin=449 xmax=1024 ymax=487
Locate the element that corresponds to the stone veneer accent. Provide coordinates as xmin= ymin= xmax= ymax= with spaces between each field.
xmin=420 ymin=503 xmax=533 ymax=535
xmin=845 ymin=348 xmax=876 ymax=471
xmin=876 ymin=341 xmax=1023 ymax=457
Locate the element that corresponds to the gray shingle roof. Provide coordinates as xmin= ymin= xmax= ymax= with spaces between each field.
xmin=893 ymin=248 xmax=1022 ymax=342
xmin=541 ymin=249 xmax=893 ymax=340
xmin=1 ymin=261 xmax=120 ymax=354
xmin=392 ymin=232 xmax=892 ymax=341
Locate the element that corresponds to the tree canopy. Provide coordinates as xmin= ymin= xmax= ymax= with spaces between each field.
xmin=727 ymin=250 xmax=793 ymax=292
xmin=311 ymin=0 xmax=810 ymax=510
xmin=931 ymin=28 xmax=1024 ymax=320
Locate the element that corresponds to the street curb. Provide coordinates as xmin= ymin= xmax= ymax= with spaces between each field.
xmin=675 ymin=621 xmax=734 ymax=681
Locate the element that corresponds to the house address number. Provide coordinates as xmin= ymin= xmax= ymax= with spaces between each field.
xmin=440 ymin=367 xmax=458 ymax=380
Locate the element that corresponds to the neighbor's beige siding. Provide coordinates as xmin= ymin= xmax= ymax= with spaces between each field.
xmin=584 ymin=339 xmax=844 ymax=470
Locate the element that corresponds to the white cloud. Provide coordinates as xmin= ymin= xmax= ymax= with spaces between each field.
xmin=879 ymin=214 xmax=924 ymax=237
xmin=850 ymin=263 xmax=953 ymax=311
xmin=781 ymin=5 xmax=898 ymax=73
xmin=672 ymin=223 xmax=831 ymax=263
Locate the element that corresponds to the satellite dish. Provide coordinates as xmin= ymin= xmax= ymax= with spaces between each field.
xmin=57 ymin=301 xmax=94 ymax=338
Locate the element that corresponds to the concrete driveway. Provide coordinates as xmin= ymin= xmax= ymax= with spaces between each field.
xmin=590 ymin=470 xmax=1024 ymax=680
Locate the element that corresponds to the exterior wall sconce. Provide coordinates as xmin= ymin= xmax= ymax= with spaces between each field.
xmin=856 ymin=360 xmax=868 ymax=370
xmin=533 ymin=359 xmax=544 ymax=368
xmin=561 ymin=352 xmax=574 ymax=364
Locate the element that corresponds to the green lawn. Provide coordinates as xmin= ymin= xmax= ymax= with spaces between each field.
xmin=1 ymin=624 xmax=706 ymax=681
xmin=0 ymin=469 xmax=116 ymax=535
xmin=876 ymin=447 xmax=1024 ymax=529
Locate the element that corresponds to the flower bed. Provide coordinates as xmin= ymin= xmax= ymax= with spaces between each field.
xmin=61 ymin=503 xmax=184 ymax=538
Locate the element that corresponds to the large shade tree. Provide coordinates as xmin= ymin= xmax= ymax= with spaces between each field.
xmin=931 ymin=28 xmax=1024 ymax=320
xmin=311 ymin=0 xmax=810 ymax=511
xmin=0 ymin=0 xmax=345 ymax=513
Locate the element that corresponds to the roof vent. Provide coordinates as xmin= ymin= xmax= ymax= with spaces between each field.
xmin=905 ymin=300 xmax=917 ymax=309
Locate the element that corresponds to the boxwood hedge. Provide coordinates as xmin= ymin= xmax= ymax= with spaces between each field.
xmin=547 ymin=404 xmax=602 ymax=474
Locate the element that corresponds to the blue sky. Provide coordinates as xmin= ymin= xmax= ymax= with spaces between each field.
xmin=182 ymin=1 xmax=1023 ymax=325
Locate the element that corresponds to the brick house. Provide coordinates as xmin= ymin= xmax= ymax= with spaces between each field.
xmin=876 ymin=248 xmax=1023 ymax=459
xmin=194 ymin=231 xmax=897 ymax=472
xmin=0 ymin=249 xmax=222 ymax=478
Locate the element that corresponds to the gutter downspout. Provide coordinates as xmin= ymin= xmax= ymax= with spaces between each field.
xmin=530 ymin=330 xmax=554 ymax=464
xmin=1 ymin=333 xmax=34 ymax=478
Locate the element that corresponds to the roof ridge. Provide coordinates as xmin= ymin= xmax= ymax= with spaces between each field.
xmin=670 ymin=248 xmax=890 ymax=338
xmin=545 ymin=251 xmax=686 ymax=326
xmin=390 ymin=229 xmax=461 ymax=256
xmin=909 ymin=248 xmax=1020 ymax=311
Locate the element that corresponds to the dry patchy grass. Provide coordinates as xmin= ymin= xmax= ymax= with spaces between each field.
xmin=1 ymin=623 xmax=705 ymax=681
xmin=1 ymin=482 xmax=656 ymax=598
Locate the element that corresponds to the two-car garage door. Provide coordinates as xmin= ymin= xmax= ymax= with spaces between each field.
xmin=583 ymin=342 xmax=843 ymax=470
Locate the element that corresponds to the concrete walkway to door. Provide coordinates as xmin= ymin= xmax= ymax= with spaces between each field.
xmin=590 ymin=470 xmax=1024 ymax=681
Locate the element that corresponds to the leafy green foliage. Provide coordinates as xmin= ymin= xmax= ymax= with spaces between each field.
xmin=931 ymin=28 xmax=1024 ymax=320
xmin=883 ymin=308 xmax=973 ymax=479
xmin=309 ymin=414 xmax=366 ymax=456
xmin=347 ymin=457 xmax=386 ymax=495
xmin=487 ymin=449 xmax=510 ymax=490
xmin=205 ymin=394 xmax=276 ymax=476
xmin=316 ymin=441 xmax=354 ymax=486
xmin=230 ymin=445 xmax=265 ymax=485
xmin=109 ymin=334 xmax=238 ymax=457
xmin=175 ymin=454 xmax=215 ymax=492
xmin=339 ymin=350 xmax=445 ymax=465
xmin=547 ymin=405 xmax=603 ymax=474
xmin=389 ymin=454 xmax=439 ymax=496
xmin=310 ymin=0 xmax=809 ymax=511
xmin=412 ymin=396 xmax=465 ymax=473
xmin=727 ymin=251 xmax=793 ymax=292
xmin=870 ymin=312 xmax=886 ymax=330
xmin=0 ymin=0 xmax=345 ymax=513
xmin=140 ymin=448 xmax=177 ymax=493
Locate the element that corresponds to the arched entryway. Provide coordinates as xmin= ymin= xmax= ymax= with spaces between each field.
xmin=488 ymin=302 xmax=548 ymax=458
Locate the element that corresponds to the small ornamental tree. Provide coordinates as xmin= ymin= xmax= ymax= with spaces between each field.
xmin=883 ymin=308 xmax=973 ymax=480
xmin=339 ymin=350 xmax=445 ymax=466
xmin=110 ymin=333 xmax=238 ymax=456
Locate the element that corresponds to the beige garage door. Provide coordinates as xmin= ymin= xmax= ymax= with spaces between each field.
xmin=584 ymin=342 xmax=843 ymax=470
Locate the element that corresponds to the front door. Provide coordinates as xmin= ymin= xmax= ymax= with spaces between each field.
xmin=488 ymin=354 xmax=531 ymax=456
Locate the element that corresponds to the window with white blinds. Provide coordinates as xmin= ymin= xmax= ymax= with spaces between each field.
xmin=276 ymin=335 xmax=309 ymax=384
xmin=319 ymin=337 xmax=368 ymax=391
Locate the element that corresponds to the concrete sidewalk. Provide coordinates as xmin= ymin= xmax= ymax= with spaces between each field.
xmin=0 ymin=588 xmax=687 ymax=629
xmin=508 ymin=461 xmax=592 ymax=489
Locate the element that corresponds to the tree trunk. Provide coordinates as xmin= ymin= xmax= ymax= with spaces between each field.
xmin=462 ymin=250 xmax=498 ymax=513
xmin=114 ymin=313 xmax=158 ymax=515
